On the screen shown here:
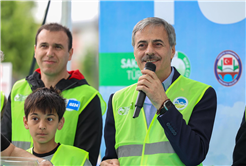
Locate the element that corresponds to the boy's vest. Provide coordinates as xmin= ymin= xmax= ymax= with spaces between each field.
xmin=11 ymin=79 xmax=106 ymax=149
xmin=0 ymin=91 xmax=5 ymax=111
xmin=112 ymin=75 xmax=210 ymax=166
xmin=27 ymin=144 xmax=91 ymax=166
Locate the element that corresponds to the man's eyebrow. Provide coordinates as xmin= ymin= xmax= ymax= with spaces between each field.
xmin=137 ymin=40 xmax=147 ymax=45
xmin=39 ymin=42 xmax=48 ymax=45
xmin=153 ymin=39 xmax=164 ymax=43
xmin=53 ymin=43 xmax=64 ymax=48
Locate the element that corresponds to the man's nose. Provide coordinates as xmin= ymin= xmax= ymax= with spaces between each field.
xmin=146 ymin=44 xmax=154 ymax=55
xmin=46 ymin=47 xmax=54 ymax=57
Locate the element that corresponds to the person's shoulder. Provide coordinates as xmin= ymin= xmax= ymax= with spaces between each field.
xmin=112 ymin=84 xmax=137 ymax=102
xmin=175 ymin=75 xmax=217 ymax=98
xmin=12 ymin=78 xmax=29 ymax=90
xmin=14 ymin=78 xmax=27 ymax=84
xmin=116 ymin=83 xmax=137 ymax=94
xmin=59 ymin=144 xmax=88 ymax=154
xmin=175 ymin=74 xmax=213 ymax=91
xmin=68 ymin=70 xmax=84 ymax=80
xmin=71 ymin=83 xmax=101 ymax=96
xmin=183 ymin=76 xmax=208 ymax=86
xmin=241 ymin=121 xmax=246 ymax=129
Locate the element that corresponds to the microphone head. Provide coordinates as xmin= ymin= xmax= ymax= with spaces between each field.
xmin=144 ymin=62 xmax=156 ymax=72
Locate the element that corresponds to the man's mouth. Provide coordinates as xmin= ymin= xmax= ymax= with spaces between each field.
xmin=44 ymin=60 xmax=55 ymax=63
xmin=145 ymin=59 xmax=158 ymax=63
xmin=141 ymin=55 xmax=161 ymax=63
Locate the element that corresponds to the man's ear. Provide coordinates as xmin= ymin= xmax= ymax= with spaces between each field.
xmin=34 ymin=45 xmax=37 ymax=59
xmin=23 ymin=116 xmax=29 ymax=129
xmin=57 ymin=117 xmax=65 ymax=130
xmin=171 ymin=45 xmax=176 ymax=59
xmin=68 ymin=48 xmax=73 ymax=61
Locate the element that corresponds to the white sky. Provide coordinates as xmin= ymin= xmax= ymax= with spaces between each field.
xmin=34 ymin=0 xmax=99 ymax=23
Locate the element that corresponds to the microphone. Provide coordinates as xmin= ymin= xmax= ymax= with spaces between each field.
xmin=133 ymin=62 xmax=156 ymax=118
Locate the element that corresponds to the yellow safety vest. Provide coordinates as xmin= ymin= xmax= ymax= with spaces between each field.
xmin=27 ymin=144 xmax=91 ymax=166
xmin=11 ymin=79 xmax=106 ymax=150
xmin=112 ymin=75 xmax=210 ymax=165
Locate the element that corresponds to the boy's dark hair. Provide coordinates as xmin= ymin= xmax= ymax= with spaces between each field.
xmin=24 ymin=87 xmax=66 ymax=121
xmin=35 ymin=23 xmax=73 ymax=51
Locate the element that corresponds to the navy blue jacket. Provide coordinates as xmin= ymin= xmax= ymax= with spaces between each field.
xmin=102 ymin=68 xmax=217 ymax=166
xmin=233 ymin=112 xmax=246 ymax=166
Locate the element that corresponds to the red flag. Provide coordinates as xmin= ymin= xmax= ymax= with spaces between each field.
xmin=223 ymin=57 xmax=232 ymax=65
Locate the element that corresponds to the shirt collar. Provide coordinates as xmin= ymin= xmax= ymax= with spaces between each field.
xmin=162 ymin=67 xmax=174 ymax=91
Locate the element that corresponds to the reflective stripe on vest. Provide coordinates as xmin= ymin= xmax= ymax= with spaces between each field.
xmin=11 ymin=79 xmax=33 ymax=149
xmin=113 ymin=75 xmax=209 ymax=165
xmin=13 ymin=141 xmax=31 ymax=150
xmin=117 ymin=141 xmax=175 ymax=158
xmin=84 ymin=159 xmax=92 ymax=166
xmin=11 ymin=79 xmax=106 ymax=149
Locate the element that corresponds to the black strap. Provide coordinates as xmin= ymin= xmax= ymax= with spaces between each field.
xmin=29 ymin=0 xmax=51 ymax=75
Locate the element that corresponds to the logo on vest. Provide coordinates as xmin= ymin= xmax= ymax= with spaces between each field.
xmin=66 ymin=99 xmax=80 ymax=111
xmin=173 ymin=97 xmax=188 ymax=110
xmin=118 ymin=107 xmax=130 ymax=115
xmin=14 ymin=94 xmax=28 ymax=102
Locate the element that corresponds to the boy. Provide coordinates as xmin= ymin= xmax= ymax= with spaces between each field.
xmin=23 ymin=87 xmax=91 ymax=166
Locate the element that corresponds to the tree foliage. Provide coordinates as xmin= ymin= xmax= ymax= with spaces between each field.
xmin=81 ymin=46 xmax=99 ymax=89
xmin=1 ymin=1 xmax=38 ymax=80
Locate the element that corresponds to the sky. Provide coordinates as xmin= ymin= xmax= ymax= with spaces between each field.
xmin=34 ymin=0 xmax=99 ymax=23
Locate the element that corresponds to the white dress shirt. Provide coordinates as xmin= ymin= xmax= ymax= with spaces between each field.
xmin=143 ymin=67 xmax=175 ymax=128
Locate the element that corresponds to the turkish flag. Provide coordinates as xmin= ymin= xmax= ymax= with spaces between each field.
xmin=223 ymin=57 xmax=233 ymax=65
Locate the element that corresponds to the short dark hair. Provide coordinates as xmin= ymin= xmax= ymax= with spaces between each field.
xmin=132 ymin=17 xmax=176 ymax=48
xmin=35 ymin=23 xmax=73 ymax=51
xmin=24 ymin=87 xmax=66 ymax=121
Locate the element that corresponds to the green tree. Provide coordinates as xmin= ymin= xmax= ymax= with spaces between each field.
xmin=1 ymin=1 xmax=38 ymax=80
xmin=81 ymin=46 xmax=99 ymax=89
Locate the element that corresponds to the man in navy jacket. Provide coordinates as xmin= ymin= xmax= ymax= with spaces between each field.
xmin=101 ymin=17 xmax=217 ymax=166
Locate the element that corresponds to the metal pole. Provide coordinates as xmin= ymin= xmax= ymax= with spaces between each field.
xmin=61 ymin=1 xmax=72 ymax=71
xmin=29 ymin=0 xmax=51 ymax=75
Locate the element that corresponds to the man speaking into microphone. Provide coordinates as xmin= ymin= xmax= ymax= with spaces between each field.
xmin=133 ymin=62 xmax=156 ymax=118
xmin=101 ymin=17 xmax=217 ymax=166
